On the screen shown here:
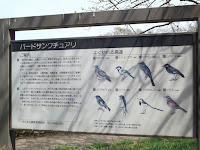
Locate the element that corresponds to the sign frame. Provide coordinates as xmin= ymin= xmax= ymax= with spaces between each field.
xmin=0 ymin=4 xmax=200 ymax=150
xmin=10 ymin=33 xmax=196 ymax=138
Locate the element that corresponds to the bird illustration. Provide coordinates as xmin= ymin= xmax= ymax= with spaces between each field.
xmin=94 ymin=65 xmax=111 ymax=82
xmin=119 ymin=95 xmax=128 ymax=116
xmin=116 ymin=66 xmax=135 ymax=81
xmin=162 ymin=64 xmax=185 ymax=81
xmin=95 ymin=95 xmax=111 ymax=112
xmin=138 ymin=62 xmax=155 ymax=86
xmin=138 ymin=98 xmax=163 ymax=114
xmin=165 ymin=96 xmax=187 ymax=115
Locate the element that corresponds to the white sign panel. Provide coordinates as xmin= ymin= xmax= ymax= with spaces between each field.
xmin=11 ymin=35 xmax=194 ymax=137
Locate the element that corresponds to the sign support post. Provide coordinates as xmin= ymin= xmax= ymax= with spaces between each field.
xmin=197 ymin=18 xmax=200 ymax=150
xmin=0 ymin=19 xmax=15 ymax=149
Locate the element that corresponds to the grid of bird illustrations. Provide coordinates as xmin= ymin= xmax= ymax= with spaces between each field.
xmin=88 ymin=46 xmax=193 ymax=137
xmin=12 ymin=45 xmax=193 ymax=137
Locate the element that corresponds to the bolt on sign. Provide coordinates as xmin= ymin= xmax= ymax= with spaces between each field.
xmin=11 ymin=33 xmax=195 ymax=137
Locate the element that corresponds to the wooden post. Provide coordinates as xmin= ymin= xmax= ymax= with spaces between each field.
xmin=0 ymin=19 xmax=14 ymax=150
xmin=197 ymin=18 xmax=200 ymax=150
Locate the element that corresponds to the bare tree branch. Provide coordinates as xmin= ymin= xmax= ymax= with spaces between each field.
xmin=139 ymin=22 xmax=172 ymax=34
xmin=108 ymin=0 xmax=120 ymax=9
xmin=132 ymin=0 xmax=149 ymax=8
xmin=160 ymin=0 xmax=172 ymax=7
xmin=180 ymin=0 xmax=199 ymax=4
xmin=170 ymin=23 xmax=176 ymax=32
xmin=127 ymin=24 xmax=137 ymax=34
xmin=148 ymin=0 xmax=157 ymax=7
xmin=130 ymin=0 xmax=141 ymax=4
xmin=86 ymin=0 xmax=198 ymax=35
xmin=107 ymin=0 xmax=128 ymax=10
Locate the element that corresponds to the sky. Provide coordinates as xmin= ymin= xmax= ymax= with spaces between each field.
xmin=1 ymin=0 xmax=131 ymax=40
xmin=0 ymin=0 xmax=93 ymax=18
xmin=0 ymin=0 xmax=196 ymax=40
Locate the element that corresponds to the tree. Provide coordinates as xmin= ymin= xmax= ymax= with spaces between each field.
xmin=84 ymin=0 xmax=199 ymax=34
xmin=103 ymin=26 xmax=142 ymax=35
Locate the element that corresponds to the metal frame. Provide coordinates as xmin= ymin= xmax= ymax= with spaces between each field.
xmin=0 ymin=4 xmax=199 ymax=150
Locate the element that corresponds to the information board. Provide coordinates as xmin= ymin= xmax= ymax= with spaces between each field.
xmin=11 ymin=34 xmax=195 ymax=137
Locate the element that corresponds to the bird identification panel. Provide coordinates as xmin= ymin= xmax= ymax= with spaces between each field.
xmin=11 ymin=34 xmax=195 ymax=137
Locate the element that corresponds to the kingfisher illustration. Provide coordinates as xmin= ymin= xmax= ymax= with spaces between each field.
xmin=95 ymin=95 xmax=111 ymax=112
xmin=138 ymin=62 xmax=155 ymax=86
xmin=162 ymin=64 xmax=185 ymax=81
xmin=119 ymin=95 xmax=128 ymax=116
xmin=116 ymin=66 xmax=135 ymax=81
xmin=94 ymin=65 xmax=111 ymax=82
xmin=138 ymin=98 xmax=163 ymax=114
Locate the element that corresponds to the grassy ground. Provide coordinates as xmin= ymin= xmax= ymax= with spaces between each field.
xmin=46 ymin=138 xmax=197 ymax=150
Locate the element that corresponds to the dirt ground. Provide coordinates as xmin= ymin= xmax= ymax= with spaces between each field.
xmin=15 ymin=133 xmax=145 ymax=150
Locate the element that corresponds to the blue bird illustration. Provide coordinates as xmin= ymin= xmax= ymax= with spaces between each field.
xmin=116 ymin=66 xmax=135 ymax=81
xmin=165 ymin=96 xmax=187 ymax=115
xmin=119 ymin=95 xmax=128 ymax=116
xmin=138 ymin=62 xmax=155 ymax=86
xmin=95 ymin=95 xmax=111 ymax=112
xmin=162 ymin=64 xmax=185 ymax=81
xmin=94 ymin=65 xmax=111 ymax=82
xmin=138 ymin=98 xmax=163 ymax=114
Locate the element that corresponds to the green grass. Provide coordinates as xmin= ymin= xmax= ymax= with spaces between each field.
xmin=46 ymin=138 xmax=197 ymax=150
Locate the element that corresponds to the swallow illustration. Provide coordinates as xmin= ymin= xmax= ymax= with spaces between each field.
xmin=116 ymin=66 xmax=135 ymax=81
xmin=138 ymin=62 xmax=155 ymax=86
xmin=138 ymin=98 xmax=163 ymax=114
xmin=162 ymin=64 xmax=185 ymax=81
xmin=95 ymin=95 xmax=111 ymax=112
xmin=94 ymin=65 xmax=111 ymax=82
xmin=165 ymin=96 xmax=187 ymax=115
xmin=119 ymin=95 xmax=128 ymax=116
